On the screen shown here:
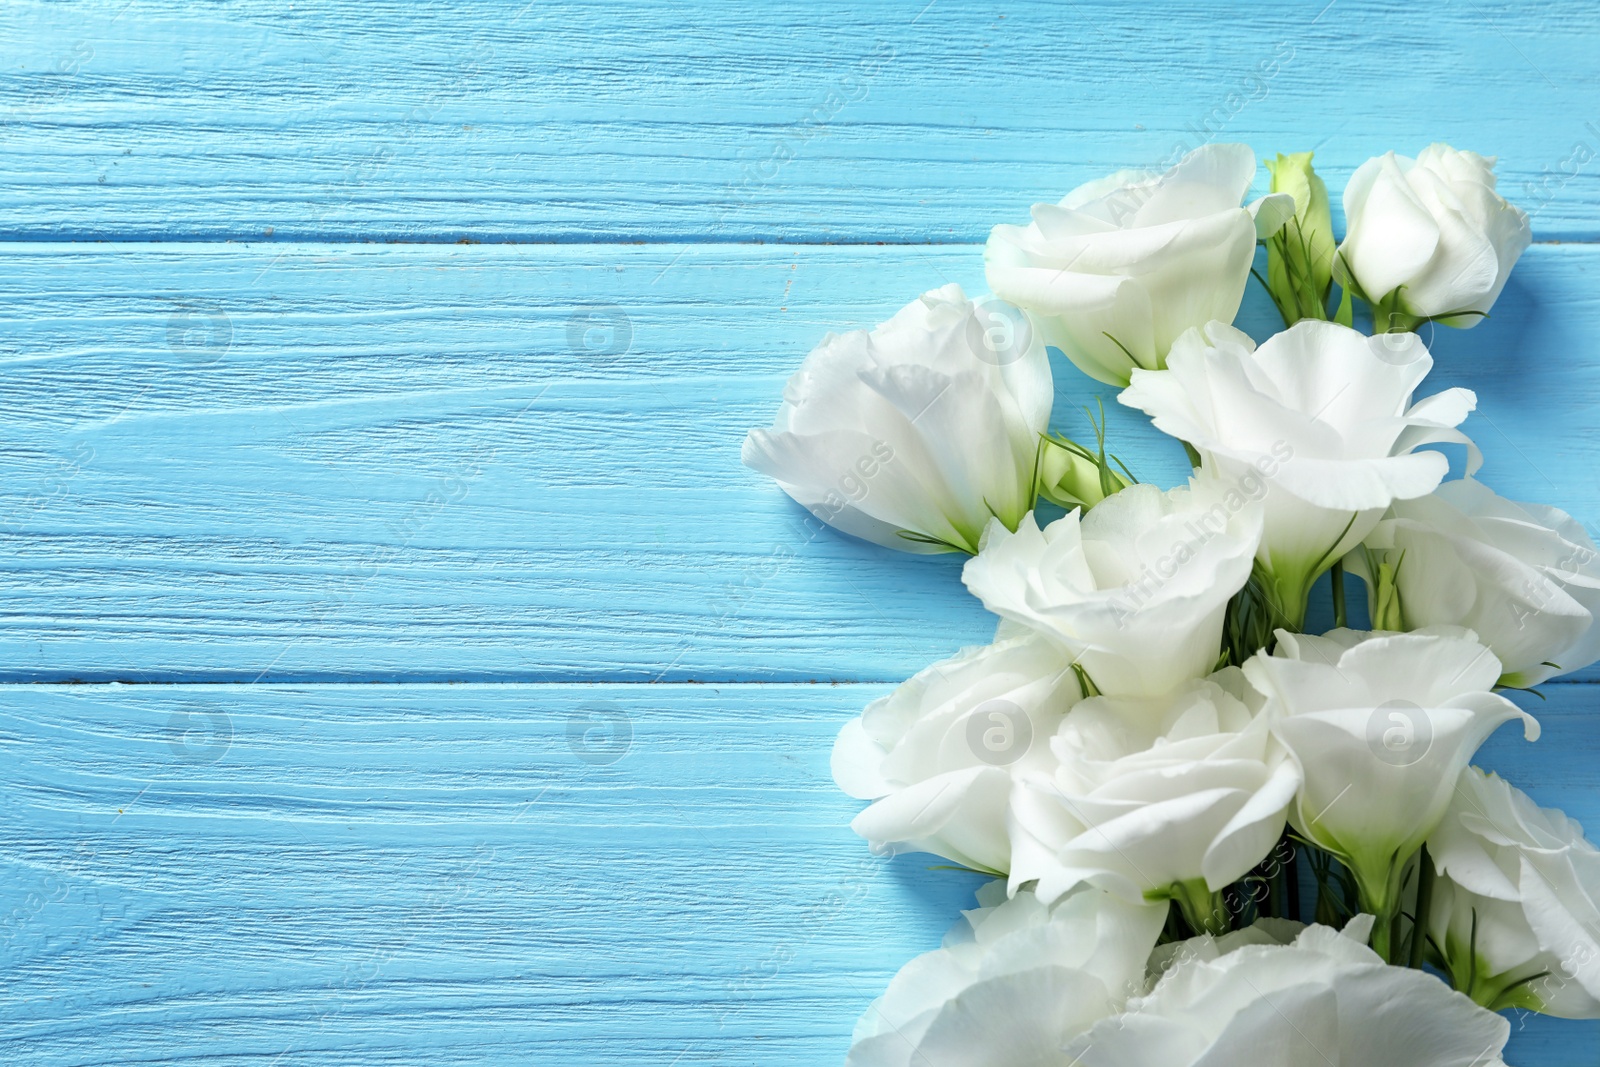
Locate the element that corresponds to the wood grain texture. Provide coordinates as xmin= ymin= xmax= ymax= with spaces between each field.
xmin=0 ymin=683 xmax=985 ymax=1066
xmin=1 ymin=682 xmax=1594 ymax=1066
xmin=1 ymin=0 xmax=1599 ymax=242
xmin=6 ymin=1 xmax=1600 ymax=1064
xmin=1 ymin=240 xmax=1595 ymax=683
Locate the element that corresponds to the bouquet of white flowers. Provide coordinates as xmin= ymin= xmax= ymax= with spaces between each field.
xmin=745 ymin=143 xmax=1598 ymax=1065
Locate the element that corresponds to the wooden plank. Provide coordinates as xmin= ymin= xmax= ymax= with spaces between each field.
xmin=2 ymin=240 xmax=1596 ymax=682
xmin=4 ymin=3 xmax=1599 ymax=1064
xmin=2 ymin=0 xmax=1599 ymax=242
xmin=0 ymin=683 xmax=983 ymax=1066
xmin=0 ymin=681 xmax=1594 ymax=1065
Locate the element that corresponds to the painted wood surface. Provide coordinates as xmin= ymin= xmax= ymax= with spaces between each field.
xmin=2 ymin=241 xmax=1596 ymax=684
xmin=0 ymin=682 xmax=977 ymax=1065
xmin=1 ymin=682 xmax=1593 ymax=1065
xmin=1 ymin=1 xmax=1600 ymax=242
xmin=3 ymin=1 xmax=1600 ymax=1064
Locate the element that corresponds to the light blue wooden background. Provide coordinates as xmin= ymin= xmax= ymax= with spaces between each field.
xmin=3 ymin=1 xmax=1598 ymax=1063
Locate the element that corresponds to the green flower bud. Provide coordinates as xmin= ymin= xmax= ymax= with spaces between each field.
xmin=1036 ymin=434 xmax=1129 ymax=510
xmin=1264 ymin=152 xmax=1336 ymax=325
xmin=1369 ymin=557 xmax=1405 ymax=632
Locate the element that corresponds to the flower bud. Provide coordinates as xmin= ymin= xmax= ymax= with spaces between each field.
xmin=1263 ymin=151 xmax=1335 ymax=325
xmin=1337 ymin=144 xmax=1531 ymax=332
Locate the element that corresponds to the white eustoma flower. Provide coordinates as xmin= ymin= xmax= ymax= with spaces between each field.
xmin=1243 ymin=628 xmax=1538 ymax=957
xmin=1120 ymin=319 xmax=1479 ymax=629
xmin=832 ymin=631 xmax=1082 ymax=876
xmin=742 ymin=284 xmax=1051 ymax=555
xmin=985 ymin=143 xmax=1294 ymax=386
xmin=1351 ymin=478 xmax=1600 ymax=688
xmin=1009 ymin=669 xmax=1300 ymax=931
xmin=1066 ymin=916 xmax=1512 ymax=1066
xmin=1428 ymin=766 xmax=1600 ymax=1017
xmin=960 ymin=481 xmax=1262 ymax=697
xmin=846 ymin=881 xmax=1166 ymax=1067
xmin=1338 ymin=144 xmax=1532 ymax=331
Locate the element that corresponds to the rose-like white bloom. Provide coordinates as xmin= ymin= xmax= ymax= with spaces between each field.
xmin=985 ymin=143 xmax=1294 ymax=386
xmin=1427 ymin=766 xmax=1600 ymax=1017
xmin=832 ymin=631 xmax=1082 ymax=876
xmin=1009 ymin=669 xmax=1300 ymax=928
xmin=1066 ymin=916 xmax=1512 ymax=1066
xmin=742 ymin=284 xmax=1050 ymax=555
xmin=1351 ymin=478 xmax=1600 ymax=688
xmin=1243 ymin=628 xmax=1538 ymax=947
xmin=846 ymin=881 xmax=1166 ymax=1067
xmin=1338 ymin=144 xmax=1531 ymax=330
xmin=960 ymin=481 xmax=1262 ymax=697
xmin=1120 ymin=319 xmax=1480 ymax=628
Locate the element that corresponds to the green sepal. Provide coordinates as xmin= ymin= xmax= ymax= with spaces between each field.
xmin=1147 ymin=878 xmax=1231 ymax=937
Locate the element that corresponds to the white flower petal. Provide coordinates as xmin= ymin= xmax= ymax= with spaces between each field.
xmin=963 ymin=483 xmax=1259 ymax=697
xmin=1338 ymin=144 xmax=1529 ymax=321
xmin=1121 ymin=320 xmax=1475 ymax=625
xmin=1247 ymin=630 xmax=1535 ymax=896
xmin=743 ymin=285 xmax=1052 ymax=553
xmin=1339 ymin=152 xmax=1442 ymax=303
xmin=1011 ymin=673 xmax=1295 ymax=903
xmin=848 ymin=887 xmax=1166 ymax=1067
xmin=1354 ymin=478 xmax=1600 ymax=685
xmin=835 ymin=633 xmax=1081 ymax=875
xmin=1248 ymin=191 xmax=1297 ymax=237
xmin=1069 ymin=918 xmax=1510 ymax=1065
xmin=985 ymin=144 xmax=1269 ymax=386
xmin=1428 ymin=767 xmax=1600 ymax=1017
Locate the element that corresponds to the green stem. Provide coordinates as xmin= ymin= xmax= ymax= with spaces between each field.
xmin=1283 ymin=836 xmax=1301 ymax=924
xmin=1356 ymin=852 xmax=1412 ymax=964
xmin=1331 ymin=559 xmax=1347 ymax=629
xmin=1370 ymin=907 xmax=1397 ymax=963
xmin=1158 ymin=899 xmax=1187 ymax=944
xmin=1261 ymin=577 xmax=1308 ymax=634
xmin=1263 ymin=860 xmax=1283 ymax=920
xmin=1376 ymin=292 xmax=1424 ymax=334
xmin=1409 ymin=845 xmax=1434 ymax=969
xmin=1166 ymin=879 xmax=1230 ymax=937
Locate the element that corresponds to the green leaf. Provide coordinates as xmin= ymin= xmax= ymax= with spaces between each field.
xmin=895 ymin=529 xmax=973 ymax=554
xmin=1069 ymin=661 xmax=1102 ymax=698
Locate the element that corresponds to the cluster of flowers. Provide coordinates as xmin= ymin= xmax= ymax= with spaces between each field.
xmin=744 ymin=142 xmax=1600 ymax=1064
